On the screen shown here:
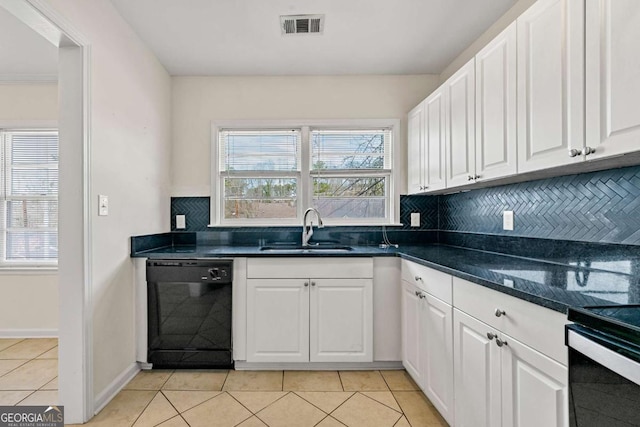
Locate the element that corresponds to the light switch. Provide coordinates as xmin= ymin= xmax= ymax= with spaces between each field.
xmin=503 ymin=210 xmax=514 ymax=231
xmin=410 ymin=212 xmax=421 ymax=227
xmin=98 ymin=195 xmax=108 ymax=216
xmin=176 ymin=215 xmax=186 ymax=229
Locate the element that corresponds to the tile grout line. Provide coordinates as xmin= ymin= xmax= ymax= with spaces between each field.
xmin=379 ymin=371 xmax=410 ymax=416
xmin=337 ymin=371 xmax=345 ymax=391
xmin=0 ymin=339 xmax=26 ymax=356
xmin=291 ymin=390 xmax=354 ymax=417
xmin=128 ymin=390 xmax=161 ymax=427
xmin=160 ymin=389 xmax=221 ymax=415
xmin=250 ymin=391 xmax=295 ymax=427
xmin=0 ymin=359 xmax=30 ymax=380
xmin=358 ymin=391 xmax=403 ymax=415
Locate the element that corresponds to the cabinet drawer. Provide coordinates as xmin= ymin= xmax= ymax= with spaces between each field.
xmin=401 ymin=260 xmax=452 ymax=304
xmin=453 ymin=277 xmax=568 ymax=365
xmin=247 ymin=257 xmax=373 ymax=279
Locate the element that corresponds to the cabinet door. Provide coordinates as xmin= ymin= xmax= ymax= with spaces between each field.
xmin=407 ymin=102 xmax=425 ymax=194
xmin=501 ymin=334 xmax=568 ymax=427
xmin=424 ymin=87 xmax=447 ymax=191
xmin=401 ymin=281 xmax=423 ymax=384
xmin=517 ymin=0 xmax=585 ymax=172
xmin=310 ymin=279 xmax=373 ymax=362
xmin=475 ymin=22 xmax=517 ymax=182
xmin=246 ymin=279 xmax=309 ymax=362
xmin=445 ymin=59 xmax=476 ymax=188
xmin=454 ymin=309 xmax=502 ymax=427
xmin=422 ymin=294 xmax=454 ymax=425
xmin=586 ymin=0 xmax=640 ymax=159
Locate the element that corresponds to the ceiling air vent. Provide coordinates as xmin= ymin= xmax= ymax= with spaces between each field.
xmin=280 ymin=14 xmax=324 ymax=35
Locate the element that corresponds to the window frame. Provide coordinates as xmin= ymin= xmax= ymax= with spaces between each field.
xmin=0 ymin=123 xmax=58 ymax=269
xmin=210 ymin=119 xmax=400 ymax=226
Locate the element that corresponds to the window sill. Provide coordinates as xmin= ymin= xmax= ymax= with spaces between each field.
xmin=0 ymin=266 xmax=58 ymax=275
xmin=207 ymin=223 xmax=405 ymax=228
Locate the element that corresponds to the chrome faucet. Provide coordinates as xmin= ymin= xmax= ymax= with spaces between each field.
xmin=302 ymin=208 xmax=324 ymax=246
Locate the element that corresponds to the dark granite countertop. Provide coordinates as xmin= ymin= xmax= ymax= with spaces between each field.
xmin=132 ymin=239 xmax=640 ymax=314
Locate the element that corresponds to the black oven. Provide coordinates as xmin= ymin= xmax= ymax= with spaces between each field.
xmin=146 ymin=259 xmax=233 ymax=369
xmin=566 ymin=306 xmax=640 ymax=427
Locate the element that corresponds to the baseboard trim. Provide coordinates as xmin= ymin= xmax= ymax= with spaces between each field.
xmin=234 ymin=361 xmax=403 ymax=370
xmin=0 ymin=329 xmax=58 ymax=338
xmin=93 ymin=363 xmax=140 ymax=415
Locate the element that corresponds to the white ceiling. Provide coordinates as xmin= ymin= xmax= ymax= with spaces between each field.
xmin=110 ymin=0 xmax=518 ymax=76
xmin=0 ymin=6 xmax=58 ymax=81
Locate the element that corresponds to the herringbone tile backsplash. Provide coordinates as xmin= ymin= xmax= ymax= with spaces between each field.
xmin=172 ymin=165 xmax=640 ymax=245
xmin=432 ymin=165 xmax=640 ymax=245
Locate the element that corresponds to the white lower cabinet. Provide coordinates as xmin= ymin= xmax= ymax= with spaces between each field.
xmin=246 ymin=279 xmax=309 ymax=363
xmin=401 ymin=280 xmax=423 ymax=383
xmin=401 ymin=261 xmax=454 ymax=425
xmin=453 ymin=309 xmax=501 ymax=427
xmin=421 ymin=293 xmax=454 ymax=425
xmin=310 ymin=279 xmax=373 ymax=362
xmin=454 ymin=309 xmax=568 ymax=427
xmin=401 ymin=261 xmax=568 ymax=427
xmin=246 ymin=258 xmax=373 ymax=364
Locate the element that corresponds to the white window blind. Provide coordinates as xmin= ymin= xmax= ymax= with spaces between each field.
xmin=218 ymin=129 xmax=301 ymax=222
xmin=220 ymin=129 xmax=301 ymax=172
xmin=0 ymin=130 xmax=58 ymax=265
xmin=310 ymin=129 xmax=391 ymax=221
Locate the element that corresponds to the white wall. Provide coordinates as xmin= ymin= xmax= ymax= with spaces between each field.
xmin=439 ymin=0 xmax=536 ymax=82
xmin=0 ymin=83 xmax=58 ymax=336
xmin=46 ymin=0 xmax=172 ymax=399
xmin=171 ymin=75 xmax=439 ymax=196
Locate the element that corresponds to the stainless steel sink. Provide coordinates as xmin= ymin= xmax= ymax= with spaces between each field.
xmin=260 ymin=243 xmax=353 ymax=253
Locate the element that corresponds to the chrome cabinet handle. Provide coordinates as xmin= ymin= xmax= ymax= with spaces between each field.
xmin=568 ymin=148 xmax=582 ymax=157
xmin=304 ymin=282 xmax=309 ymax=287
xmin=583 ymin=146 xmax=596 ymax=156
xmin=496 ymin=338 xmax=508 ymax=347
xmin=414 ymin=276 xmax=423 ymax=282
xmin=495 ymin=308 xmax=506 ymax=317
xmin=311 ymin=281 xmax=316 ymax=287
xmin=487 ymin=332 xmax=497 ymax=341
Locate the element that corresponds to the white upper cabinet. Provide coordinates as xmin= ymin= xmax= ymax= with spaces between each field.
xmin=407 ymin=90 xmax=446 ymax=194
xmin=586 ymin=0 xmax=640 ymax=160
xmin=407 ymin=102 xmax=425 ymax=194
xmin=445 ymin=59 xmax=476 ymax=188
xmin=475 ymin=22 xmax=518 ymax=182
xmin=517 ymin=0 xmax=585 ymax=172
xmin=424 ymin=87 xmax=447 ymax=191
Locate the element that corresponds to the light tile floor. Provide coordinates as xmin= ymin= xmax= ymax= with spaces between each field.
xmin=0 ymin=338 xmax=58 ymax=407
xmin=0 ymin=339 xmax=448 ymax=426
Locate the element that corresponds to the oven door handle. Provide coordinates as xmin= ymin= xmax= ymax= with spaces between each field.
xmin=568 ymin=329 xmax=640 ymax=385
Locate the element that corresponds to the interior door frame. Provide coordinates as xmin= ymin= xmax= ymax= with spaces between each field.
xmin=0 ymin=0 xmax=92 ymax=423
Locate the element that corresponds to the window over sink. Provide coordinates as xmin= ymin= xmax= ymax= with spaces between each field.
xmin=211 ymin=120 xmax=399 ymax=226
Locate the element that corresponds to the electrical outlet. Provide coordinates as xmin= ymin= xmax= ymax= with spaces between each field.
xmin=410 ymin=212 xmax=421 ymax=227
xmin=98 ymin=195 xmax=108 ymax=216
xmin=176 ymin=215 xmax=186 ymax=229
xmin=503 ymin=210 xmax=514 ymax=231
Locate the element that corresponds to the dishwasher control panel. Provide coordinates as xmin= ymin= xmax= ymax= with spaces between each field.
xmin=146 ymin=259 xmax=233 ymax=283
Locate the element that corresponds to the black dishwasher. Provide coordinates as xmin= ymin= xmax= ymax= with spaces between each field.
xmin=146 ymin=259 xmax=233 ymax=369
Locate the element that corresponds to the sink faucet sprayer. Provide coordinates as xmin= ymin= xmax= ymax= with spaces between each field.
xmin=302 ymin=208 xmax=324 ymax=246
